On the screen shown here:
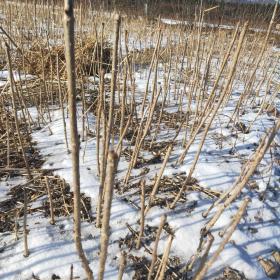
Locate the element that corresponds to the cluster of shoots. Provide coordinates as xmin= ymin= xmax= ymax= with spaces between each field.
xmin=0 ymin=0 xmax=279 ymax=279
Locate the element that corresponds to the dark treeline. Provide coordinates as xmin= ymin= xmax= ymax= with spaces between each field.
xmin=28 ymin=0 xmax=280 ymax=27
xmin=87 ymin=0 xmax=279 ymax=26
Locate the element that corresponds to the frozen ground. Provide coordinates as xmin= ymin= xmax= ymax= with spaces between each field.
xmin=0 ymin=59 xmax=279 ymax=279
xmin=0 ymin=2 xmax=280 ymax=277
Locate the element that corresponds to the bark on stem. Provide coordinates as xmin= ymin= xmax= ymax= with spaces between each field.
xmin=98 ymin=151 xmax=118 ymax=280
xmin=63 ymin=1 xmax=93 ymax=279
xmin=117 ymin=251 xmax=127 ymax=280
xmin=148 ymin=214 xmax=167 ymax=280
xmin=136 ymin=180 xmax=145 ymax=249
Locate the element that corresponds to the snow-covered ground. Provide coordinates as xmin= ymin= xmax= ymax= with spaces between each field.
xmin=160 ymin=18 xmax=280 ymax=36
xmin=0 ymin=59 xmax=279 ymax=279
xmin=0 ymin=2 xmax=280 ymax=278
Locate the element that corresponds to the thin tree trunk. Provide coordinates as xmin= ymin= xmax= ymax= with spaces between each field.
xmin=23 ymin=187 xmax=29 ymax=257
xmin=136 ymin=180 xmax=145 ymax=249
xmin=103 ymin=14 xmax=121 ymax=178
xmin=156 ymin=235 xmax=173 ymax=280
xmin=63 ymin=1 xmax=93 ymax=279
xmin=117 ymin=251 xmax=127 ymax=280
xmin=98 ymin=151 xmax=118 ymax=280
xmin=148 ymin=214 xmax=166 ymax=280
xmin=45 ymin=176 xmax=55 ymax=225
xmin=96 ymin=71 xmax=106 ymax=228
xmin=97 ymin=15 xmax=121 ymax=228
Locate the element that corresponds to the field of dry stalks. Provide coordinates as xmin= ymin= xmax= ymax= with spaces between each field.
xmin=0 ymin=1 xmax=280 ymax=280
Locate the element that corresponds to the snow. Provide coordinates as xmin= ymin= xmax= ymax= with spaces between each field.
xmin=0 ymin=70 xmax=35 ymax=82
xmin=1 ymin=78 xmax=278 ymax=279
xmin=0 ymin=106 xmax=138 ymax=279
xmin=161 ymin=18 xmax=280 ymax=36
xmin=0 ymin=10 xmax=280 ymax=280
